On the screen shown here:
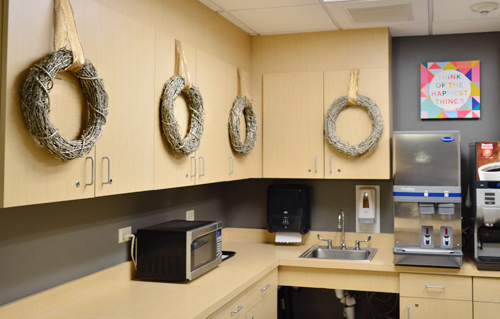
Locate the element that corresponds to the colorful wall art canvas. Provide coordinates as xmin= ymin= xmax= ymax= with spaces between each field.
xmin=420 ymin=60 xmax=480 ymax=119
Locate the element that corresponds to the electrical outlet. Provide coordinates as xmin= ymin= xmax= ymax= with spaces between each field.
xmin=118 ymin=226 xmax=132 ymax=243
xmin=186 ymin=210 xmax=195 ymax=221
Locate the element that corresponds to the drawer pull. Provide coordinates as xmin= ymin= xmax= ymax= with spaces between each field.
xmin=426 ymin=285 xmax=445 ymax=289
xmin=231 ymin=305 xmax=243 ymax=314
xmin=260 ymin=284 xmax=270 ymax=291
xmin=407 ymin=304 xmax=410 ymax=319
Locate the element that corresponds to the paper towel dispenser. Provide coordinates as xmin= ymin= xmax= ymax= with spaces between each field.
xmin=267 ymin=185 xmax=310 ymax=234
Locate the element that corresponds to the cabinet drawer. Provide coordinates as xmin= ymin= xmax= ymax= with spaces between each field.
xmin=246 ymin=269 xmax=278 ymax=311
xmin=400 ymin=273 xmax=472 ymax=301
xmin=474 ymin=277 xmax=500 ymax=302
xmin=400 ymin=297 xmax=472 ymax=319
xmin=246 ymin=289 xmax=278 ymax=319
xmin=208 ymin=291 xmax=247 ymax=319
xmin=474 ymin=302 xmax=500 ymax=319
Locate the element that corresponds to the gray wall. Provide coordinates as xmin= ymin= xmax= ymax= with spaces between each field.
xmin=1 ymin=31 xmax=500 ymax=307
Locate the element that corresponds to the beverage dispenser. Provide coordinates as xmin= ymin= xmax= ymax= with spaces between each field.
xmin=393 ymin=131 xmax=463 ymax=267
xmin=469 ymin=142 xmax=500 ymax=270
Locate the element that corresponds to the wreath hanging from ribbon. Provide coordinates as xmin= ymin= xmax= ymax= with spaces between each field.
xmin=160 ymin=40 xmax=204 ymax=156
xmin=20 ymin=0 xmax=108 ymax=161
xmin=228 ymin=69 xmax=257 ymax=156
xmin=324 ymin=70 xmax=383 ymax=157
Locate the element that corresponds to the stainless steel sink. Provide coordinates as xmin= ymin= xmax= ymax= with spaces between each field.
xmin=299 ymin=246 xmax=377 ymax=261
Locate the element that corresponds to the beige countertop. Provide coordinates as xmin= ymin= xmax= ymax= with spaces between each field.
xmin=1 ymin=228 xmax=499 ymax=319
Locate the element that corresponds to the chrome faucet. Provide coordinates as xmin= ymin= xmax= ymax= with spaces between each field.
xmin=338 ymin=209 xmax=346 ymax=250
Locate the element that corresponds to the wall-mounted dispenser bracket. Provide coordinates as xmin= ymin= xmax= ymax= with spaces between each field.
xmin=355 ymin=185 xmax=380 ymax=233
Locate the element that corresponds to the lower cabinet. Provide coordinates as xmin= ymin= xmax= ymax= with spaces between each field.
xmin=400 ymin=297 xmax=472 ymax=319
xmin=473 ymin=277 xmax=500 ymax=319
xmin=246 ymin=290 xmax=277 ymax=319
xmin=399 ymin=273 xmax=472 ymax=319
xmin=208 ymin=269 xmax=278 ymax=319
xmin=208 ymin=291 xmax=248 ymax=319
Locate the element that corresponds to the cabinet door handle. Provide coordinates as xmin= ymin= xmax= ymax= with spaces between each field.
xmin=407 ymin=304 xmax=410 ymax=319
xmin=86 ymin=157 xmax=94 ymax=186
xmin=330 ymin=156 xmax=332 ymax=173
xmin=425 ymin=285 xmax=445 ymax=289
xmin=229 ymin=156 xmax=234 ymax=174
xmin=190 ymin=156 xmax=196 ymax=177
xmin=315 ymin=156 xmax=318 ymax=173
xmin=231 ymin=305 xmax=243 ymax=314
xmin=260 ymin=284 xmax=270 ymax=291
xmin=102 ymin=157 xmax=112 ymax=184
xmin=199 ymin=156 xmax=205 ymax=177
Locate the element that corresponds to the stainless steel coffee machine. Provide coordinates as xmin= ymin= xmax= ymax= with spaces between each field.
xmin=469 ymin=142 xmax=500 ymax=270
xmin=393 ymin=131 xmax=463 ymax=268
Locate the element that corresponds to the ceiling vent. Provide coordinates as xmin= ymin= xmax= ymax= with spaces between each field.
xmin=345 ymin=3 xmax=413 ymax=24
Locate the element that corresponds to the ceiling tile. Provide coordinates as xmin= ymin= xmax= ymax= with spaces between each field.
xmin=324 ymin=0 xmax=428 ymax=31
xmin=198 ymin=0 xmax=224 ymax=12
xmin=219 ymin=11 xmax=257 ymax=34
xmin=433 ymin=18 xmax=500 ymax=35
xmin=229 ymin=4 xmax=338 ymax=34
xmin=211 ymin=0 xmax=319 ymax=11
xmin=389 ymin=23 xmax=429 ymax=37
xmin=434 ymin=0 xmax=500 ymax=21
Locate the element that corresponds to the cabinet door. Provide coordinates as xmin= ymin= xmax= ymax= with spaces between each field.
xmin=1 ymin=0 xmax=97 ymax=207
xmin=93 ymin=6 xmax=155 ymax=197
xmin=225 ymin=66 xmax=262 ymax=181
xmin=195 ymin=51 xmax=227 ymax=185
xmin=400 ymin=297 xmax=472 ymax=319
xmin=153 ymin=33 xmax=197 ymax=189
xmin=246 ymin=289 xmax=277 ymax=319
xmin=324 ymin=69 xmax=391 ymax=179
xmin=474 ymin=302 xmax=500 ymax=319
xmin=263 ymin=72 xmax=324 ymax=179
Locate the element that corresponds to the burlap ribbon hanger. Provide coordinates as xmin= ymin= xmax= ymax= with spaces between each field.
xmin=238 ymin=68 xmax=251 ymax=107
xmin=54 ymin=0 xmax=85 ymax=72
xmin=175 ymin=40 xmax=192 ymax=92
xmin=347 ymin=69 xmax=359 ymax=106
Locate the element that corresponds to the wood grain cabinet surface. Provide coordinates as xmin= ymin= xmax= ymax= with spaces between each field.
xmin=208 ymin=269 xmax=278 ymax=319
xmin=399 ymin=273 xmax=472 ymax=319
xmin=324 ymin=69 xmax=391 ymax=179
xmin=0 ymin=0 xmax=156 ymax=207
xmin=262 ymin=72 xmax=325 ymax=179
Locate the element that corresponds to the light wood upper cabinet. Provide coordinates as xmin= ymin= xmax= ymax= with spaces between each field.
xmin=324 ymin=69 xmax=391 ymax=179
xmin=263 ymin=72 xmax=324 ymax=179
xmin=93 ymin=5 xmax=155 ymax=197
xmin=0 ymin=0 xmax=156 ymax=206
xmin=0 ymin=0 xmax=98 ymax=207
xmin=196 ymin=50 xmax=227 ymax=185
xmin=153 ymin=33 xmax=197 ymax=189
xmin=225 ymin=65 xmax=262 ymax=181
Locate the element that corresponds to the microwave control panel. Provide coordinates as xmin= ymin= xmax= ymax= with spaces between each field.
xmin=216 ymin=229 xmax=222 ymax=255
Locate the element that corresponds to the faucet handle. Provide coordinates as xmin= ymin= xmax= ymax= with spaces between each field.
xmin=354 ymin=235 xmax=371 ymax=250
xmin=317 ymin=234 xmax=333 ymax=249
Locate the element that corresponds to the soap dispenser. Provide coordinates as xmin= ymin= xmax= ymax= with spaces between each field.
xmin=355 ymin=185 xmax=380 ymax=233
xmin=357 ymin=188 xmax=376 ymax=224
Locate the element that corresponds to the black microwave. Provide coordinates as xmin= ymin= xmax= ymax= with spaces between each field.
xmin=136 ymin=220 xmax=222 ymax=281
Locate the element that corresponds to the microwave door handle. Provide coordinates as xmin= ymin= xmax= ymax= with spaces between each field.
xmin=190 ymin=225 xmax=221 ymax=241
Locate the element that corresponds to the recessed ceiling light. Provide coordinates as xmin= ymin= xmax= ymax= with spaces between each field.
xmin=470 ymin=2 xmax=499 ymax=15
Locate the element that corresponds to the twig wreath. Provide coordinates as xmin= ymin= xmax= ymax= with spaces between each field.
xmin=20 ymin=50 xmax=108 ymax=161
xmin=160 ymin=75 xmax=204 ymax=155
xmin=19 ymin=0 xmax=108 ymax=161
xmin=228 ymin=96 xmax=257 ymax=156
xmin=325 ymin=94 xmax=383 ymax=157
